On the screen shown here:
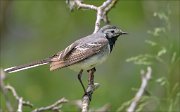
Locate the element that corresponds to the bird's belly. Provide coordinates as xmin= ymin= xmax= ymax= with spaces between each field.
xmin=69 ymin=47 xmax=110 ymax=71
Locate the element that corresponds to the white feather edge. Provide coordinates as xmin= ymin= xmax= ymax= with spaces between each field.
xmin=4 ymin=62 xmax=48 ymax=73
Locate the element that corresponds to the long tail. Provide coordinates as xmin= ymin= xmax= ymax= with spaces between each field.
xmin=4 ymin=58 xmax=51 ymax=73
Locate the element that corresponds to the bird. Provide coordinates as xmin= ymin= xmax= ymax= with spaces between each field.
xmin=4 ymin=25 xmax=127 ymax=93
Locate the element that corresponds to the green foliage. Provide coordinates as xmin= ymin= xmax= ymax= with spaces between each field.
xmin=126 ymin=54 xmax=153 ymax=65
xmin=125 ymin=5 xmax=180 ymax=112
xmin=156 ymin=77 xmax=180 ymax=112
xmin=117 ymin=96 xmax=152 ymax=112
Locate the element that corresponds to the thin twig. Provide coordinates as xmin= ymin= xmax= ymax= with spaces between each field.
xmin=81 ymin=68 xmax=95 ymax=112
xmin=95 ymin=104 xmax=111 ymax=112
xmin=0 ymin=69 xmax=33 ymax=112
xmin=5 ymin=85 xmax=33 ymax=112
xmin=0 ymin=70 xmax=13 ymax=112
xmin=127 ymin=66 xmax=152 ymax=112
xmin=103 ymin=0 xmax=118 ymax=23
xmin=72 ymin=83 xmax=100 ymax=111
xmin=32 ymin=97 xmax=68 ymax=112
xmin=17 ymin=97 xmax=23 ymax=112
xmin=72 ymin=0 xmax=118 ymax=33
xmin=94 ymin=0 xmax=118 ymax=33
xmin=82 ymin=68 xmax=99 ymax=112
xmin=74 ymin=0 xmax=97 ymax=10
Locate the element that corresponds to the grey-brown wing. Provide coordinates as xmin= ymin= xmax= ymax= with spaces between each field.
xmin=51 ymin=42 xmax=78 ymax=61
xmin=50 ymin=39 xmax=108 ymax=71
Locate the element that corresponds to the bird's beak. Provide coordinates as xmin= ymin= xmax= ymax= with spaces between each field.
xmin=121 ymin=31 xmax=128 ymax=35
xmin=116 ymin=29 xmax=128 ymax=37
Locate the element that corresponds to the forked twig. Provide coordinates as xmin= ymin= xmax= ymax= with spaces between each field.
xmin=127 ymin=67 xmax=152 ymax=112
xmin=5 ymin=85 xmax=33 ymax=112
xmin=32 ymin=97 xmax=68 ymax=112
xmin=67 ymin=0 xmax=118 ymax=33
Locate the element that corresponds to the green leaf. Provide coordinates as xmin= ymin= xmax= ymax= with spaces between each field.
xmin=157 ymin=47 xmax=167 ymax=57
xmin=145 ymin=40 xmax=157 ymax=46
xmin=153 ymin=12 xmax=169 ymax=22
xmin=156 ymin=77 xmax=167 ymax=86
xmin=126 ymin=54 xmax=154 ymax=65
xmin=147 ymin=27 xmax=166 ymax=37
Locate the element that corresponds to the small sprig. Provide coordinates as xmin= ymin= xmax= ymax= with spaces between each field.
xmin=66 ymin=0 xmax=118 ymax=33
xmin=32 ymin=97 xmax=68 ymax=112
xmin=127 ymin=67 xmax=152 ymax=112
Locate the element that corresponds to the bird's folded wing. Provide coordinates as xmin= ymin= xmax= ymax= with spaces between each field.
xmin=52 ymin=42 xmax=78 ymax=61
xmin=50 ymin=38 xmax=108 ymax=71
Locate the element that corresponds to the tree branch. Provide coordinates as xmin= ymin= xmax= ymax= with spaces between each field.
xmin=5 ymin=85 xmax=33 ymax=112
xmin=74 ymin=0 xmax=97 ymax=10
xmin=0 ymin=70 xmax=33 ymax=112
xmin=103 ymin=0 xmax=118 ymax=23
xmin=80 ymin=67 xmax=97 ymax=112
xmin=127 ymin=66 xmax=152 ymax=112
xmin=32 ymin=97 xmax=68 ymax=112
xmin=0 ymin=70 xmax=13 ymax=112
xmin=82 ymin=83 xmax=100 ymax=112
xmin=68 ymin=0 xmax=118 ymax=33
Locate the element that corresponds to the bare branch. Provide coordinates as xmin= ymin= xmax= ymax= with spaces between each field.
xmin=5 ymin=85 xmax=33 ymax=112
xmin=0 ymin=70 xmax=13 ymax=112
xmin=94 ymin=0 xmax=118 ymax=33
xmin=127 ymin=66 xmax=152 ymax=112
xmin=95 ymin=104 xmax=111 ymax=112
xmin=32 ymin=97 xmax=68 ymax=112
xmin=17 ymin=98 xmax=23 ymax=112
xmin=104 ymin=0 xmax=118 ymax=14
xmin=71 ymin=0 xmax=118 ymax=33
xmin=0 ymin=69 xmax=33 ymax=112
xmin=102 ymin=0 xmax=118 ymax=23
xmin=74 ymin=0 xmax=97 ymax=10
xmin=79 ymin=83 xmax=99 ymax=112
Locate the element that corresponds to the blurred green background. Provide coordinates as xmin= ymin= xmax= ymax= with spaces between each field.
xmin=0 ymin=0 xmax=179 ymax=111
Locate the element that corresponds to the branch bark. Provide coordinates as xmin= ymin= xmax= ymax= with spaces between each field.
xmin=5 ymin=85 xmax=33 ymax=112
xmin=69 ymin=0 xmax=118 ymax=33
xmin=82 ymin=68 xmax=95 ymax=112
xmin=0 ymin=70 xmax=33 ymax=112
xmin=82 ymin=83 xmax=100 ymax=112
xmin=0 ymin=70 xmax=13 ymax=112
xmin=32 ymin=97 xmax=68 ymax=112
xmin=127 ymin=66 xmax=152 ymax=112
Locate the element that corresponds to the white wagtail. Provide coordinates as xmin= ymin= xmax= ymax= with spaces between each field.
xmin=4 ymin=25 xmax=127 ymax=93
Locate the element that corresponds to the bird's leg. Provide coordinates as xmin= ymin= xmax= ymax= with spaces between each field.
xmin=77 ymin=69 xmax=86 ymax=93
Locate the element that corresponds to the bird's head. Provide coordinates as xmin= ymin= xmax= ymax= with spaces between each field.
xmin=99 ymin=25 xmax=127 ymax=52
xmin=99 ymin=25 xmax=127 ymax=39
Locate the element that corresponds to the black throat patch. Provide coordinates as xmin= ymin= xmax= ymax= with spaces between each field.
xmin=106 ymin=36 xmax=118 ymax=52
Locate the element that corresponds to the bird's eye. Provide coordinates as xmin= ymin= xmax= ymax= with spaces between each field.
xmin=111 ymin=30 xmax=114 ymax=33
